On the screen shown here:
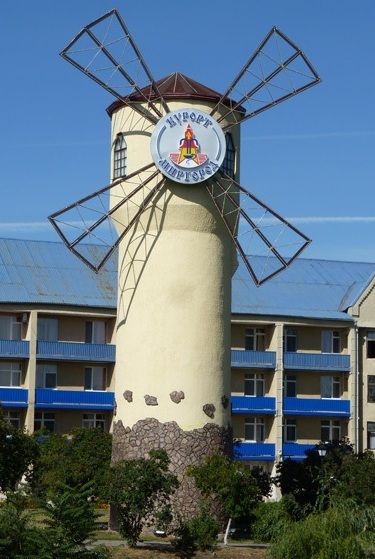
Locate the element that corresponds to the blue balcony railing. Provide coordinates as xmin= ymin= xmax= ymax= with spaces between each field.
xmin=283 ymin=397 xmax=350 ymax=417
xmin=35 ymin=388 xmax=115 ymax=410
xmin=233 ymin=441 xmax=275 ymax=461
xmin=231 ymin=396 xmax=276 ymax=415
xmin=231 ymin=349 xmax=276 ymax=369
xmin=284 ymin=352 xmax=350 ymax=372
xmin=283 ymin=443 xmax=316 ymax=461
xmin=36 ymin=341 xmax=116 ymax=363
xmin=0 ymin=340 xmax=29 ymax=359
xmin=0 ymin=387 xmax=28 ymax=408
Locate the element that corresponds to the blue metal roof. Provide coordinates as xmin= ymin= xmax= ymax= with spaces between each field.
xmin=0 ymin=239 xmax=374 ymax=321
xmin=232 ymin=256 xmax=375 ymax=321
xmin=0 ymin=238 xmax=116 ymax=309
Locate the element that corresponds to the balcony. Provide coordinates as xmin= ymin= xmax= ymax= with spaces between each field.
xmin=283 ymin=443 xmax=315 ymax=461
xmin=0 ymin=340 xmax=29 ymax=359
xmin=0 ymin=387 xmax=28 ymax=408
xmin=283 ymin=397 xmax=350 ymax=417
xmin=233 ymin=441 xmax=275 ymax=461
xmin=36 ymin=341 xmax=116 ymax=363
xmin=284 ymin=352 xmax=350 ymax=372
xmin=35 ymin=388 xmax=115 ymax=410
xmin=231 ymin=395 xmax=276 ymax=415
xmin=231 ymin=349 xmax=276 ymax=369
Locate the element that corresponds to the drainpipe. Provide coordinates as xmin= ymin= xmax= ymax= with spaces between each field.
xmin=355 ymin=324 xmax=359 ymax=453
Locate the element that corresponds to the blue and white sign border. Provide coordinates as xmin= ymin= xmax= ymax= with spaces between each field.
xmin=150 ymin=108 xmax=226 ymax=185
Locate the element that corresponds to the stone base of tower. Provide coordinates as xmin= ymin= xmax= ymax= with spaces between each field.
xmin=110 ymin=418 xmax=232 ymax=526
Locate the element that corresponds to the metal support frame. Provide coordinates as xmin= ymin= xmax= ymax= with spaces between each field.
xmin=206 ymin=172 xmax=311 ymax=285
xmin=49 ymin=164 xmax=164 ymax=272
xmin=210 ymin=27 xmax=320 ymax=130
xmin=60 ymin=9 xmax=170 ymax=125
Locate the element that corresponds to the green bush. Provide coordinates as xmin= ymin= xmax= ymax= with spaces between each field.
xmin=251 ymin=500 xmax=291 ymax=543
xmin=0 ymin=410 xmax=38 ymax=492
xmin=31 ymin=428 xmax=112 ymax=499
xmin=0 ymin=492 xmax=47 ymax=558
xmin=269 ymin=503 xmax=374 ymax=559
xmin=174 ymin=506 xmax=219 ymax=552
xmin=29 ymin=428 xmax=112 ymax=497
xmin=103 ymin=449 xmax=178 ymax=546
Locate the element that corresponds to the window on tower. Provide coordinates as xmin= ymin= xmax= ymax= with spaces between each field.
xmin=113 ymin=133 xmax=127 ymax=179
xmin=221 ymin=133 xmax=235 ymax=179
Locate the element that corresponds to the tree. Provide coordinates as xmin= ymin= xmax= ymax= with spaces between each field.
xmin=42 ymin=482 xmax=109 ymax=558
xmin=189 ymin=455 xmax=271 ymax=534
xmin=0 ymin=491 xmax=48 ymax=559
xmin=103 ymin=449 xmax=178 ymax=546
xmin=31 ymin=428 xmax=112 ymax=498
xmin=0 ymin=409 xmax=38 ymax=492
xmin=273 ymin=440 xmax=356 ymax=514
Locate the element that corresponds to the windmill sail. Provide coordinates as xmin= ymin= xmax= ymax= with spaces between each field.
xmin=49 ymin=164 xmax=164 ymax=272
xmin=210 ymin=27 xmax=320 ymax=130
xmin=206 ymin=172 xmax=311 ymax=285
xmin=60 ymin=9 xmax=170 ymax=125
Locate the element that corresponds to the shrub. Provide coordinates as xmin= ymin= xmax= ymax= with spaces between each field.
xmin=174 ymin=506 xmax=219 ymax=552
xmin=0 ymin=492 xmax=47 ymax=558
xmin=103 ymin=449 xmax=178 ymax=546
xmin=0 ymin=410 xmax=38 ymax=492
xmin=251 ymin=500 xmax=291 ymax=543
xmin=31 ymin=428 xmax=112 ymax=499
xmin=269 ymin=502 xmax=374 ymax=559
xmin=189 ymin=455 xmax=270 ymax=526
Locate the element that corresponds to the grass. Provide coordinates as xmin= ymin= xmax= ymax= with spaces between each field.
xmin=107 ymin=546 xmax=267 ymax=559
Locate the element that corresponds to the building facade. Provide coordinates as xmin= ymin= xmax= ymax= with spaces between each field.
xmin=0 ymin=238 xmax=374 ymax=471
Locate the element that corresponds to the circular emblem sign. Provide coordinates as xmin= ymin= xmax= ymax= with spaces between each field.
xmin=150 ymin=108 xmax=226 ymax=184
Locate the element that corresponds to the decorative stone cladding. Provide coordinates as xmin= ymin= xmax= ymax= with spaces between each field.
xmin=112 ymin=418 xmax=232 ymax=519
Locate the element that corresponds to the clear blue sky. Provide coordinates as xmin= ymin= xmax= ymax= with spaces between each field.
xmin=1 ymin=0 xmax=374 ymax=263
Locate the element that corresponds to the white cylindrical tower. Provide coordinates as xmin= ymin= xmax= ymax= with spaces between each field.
xmin=108 ymin=73 xmax=241 ymax=516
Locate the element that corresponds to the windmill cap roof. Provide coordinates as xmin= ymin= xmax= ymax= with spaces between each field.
xmin=106 ymin=72 xmax=243 ymax=116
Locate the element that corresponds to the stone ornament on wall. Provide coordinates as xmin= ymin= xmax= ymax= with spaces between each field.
xmin=203 ymin=403 xmax=216 ymax=418
xmin=144 ymin=394 xmax=158 ymax=406
xmin=221 ymin=395 xmax=229 ymax=409
xmin=170 ymin=390 xmax=185 ymax=404
xmin=123 ymin=390 xmax=133 ymax=403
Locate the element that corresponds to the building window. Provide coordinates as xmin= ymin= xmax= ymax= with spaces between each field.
xmin=321 ymin=330 xmax=341 ymax=353
xmin=82 ymin=413 xmax=106 ymax=430
xmin=368 ymin=422 xmax=375 ymax=449
xmin=0 ymin=362 xmax=21 ymax=387
xmin=84 ymin=367 xmax=106 ymax=391
xmin=368 ymin=376 xmax=375 ymax=402
xmin=34 ymin=412 xmax=55 ymax=433
xmin=113 ymin=133 xmax=127 ymax=179
xmin=284 ymin=328 xmax=297 ymax=352
xmin=85 ymin=321 xmax=106 ymax=344
xmin=285 ymin=375 xmax=297 ymax=397
xmin=0 ymin=315 xmax=22 ymax=340
xmin=245 ymin=328 xmax=265 ymax=351
xmin=221 ymin=133 xmax=235 ymax=178
xmin=4 ymin=410 xmax=21 ymax=429
xmin=320 ymin=376 xmax=340 ymax=399
xmin=244 ymin=373 xmax=265 ymax=396
xmin=36 ymin=363 xmax=57 ymax=389
xmin=37 ymin=317 xmax=58 ymax=341
xmin=321 ymin=420 xmax=341 ymax=442
xmin=284 ymin=419 xmax=297 ymax=442
xmin=244 ymin=417 xmax=265 ymax=442
xmin=367 ymin=332 xmax=375 ymax=359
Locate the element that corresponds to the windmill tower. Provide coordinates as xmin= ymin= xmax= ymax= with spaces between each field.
xmin=50 ymin=10 xmax=320 ymax=517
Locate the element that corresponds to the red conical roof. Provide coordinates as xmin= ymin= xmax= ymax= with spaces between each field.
xmin=106 ymin=72 xmax=240 ymax=116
